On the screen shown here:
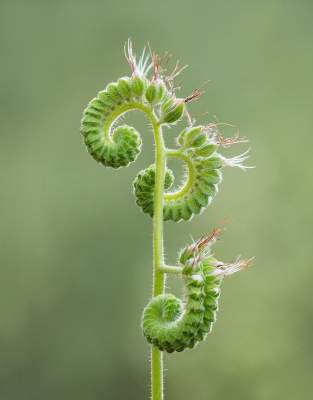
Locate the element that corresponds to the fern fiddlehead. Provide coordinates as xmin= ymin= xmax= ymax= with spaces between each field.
xmin=81 ymin=40 xmax=252 ymax=400
xmin=142 ymin=228 xmax=252 ymax=353
xmin=133 ymin=125 xmax=226 ymax=222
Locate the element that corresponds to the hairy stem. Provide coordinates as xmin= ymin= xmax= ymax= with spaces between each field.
xmin=101 ymin=102 xmax=167 ymax=398
xmin=165 ymin=149 xmax=197 ymax=201
xmin=159 ymin=265 xmax=183 ymax=274
xmin=102 ymin=103 xmax=167 ymax=398
xmin=151 ymin=121 xmax=166 ymax=400
xmin=102 ymin=102 xmax=153 ymax=139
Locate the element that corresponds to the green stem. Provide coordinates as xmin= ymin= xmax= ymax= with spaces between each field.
xmin=151 ymin=121 xmax=166 ymax=400
xmin=102 ymin=102 xmax=153 ymax=139
xmin=160 ymin=265 xmax=183 ymax=274
xmin=165 ymin=149 xmax=197 ymax=201
xmin=101 ymin=102 xmax=167 ymax=399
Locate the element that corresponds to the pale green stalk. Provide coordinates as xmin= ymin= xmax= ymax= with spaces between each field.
xmin=151 ymin=120 xmax=166 ymax=400
xmin=103 ymin=105 xmax=167 ymax=398
xmin=104 ymin=105 xmax=167 ymax=398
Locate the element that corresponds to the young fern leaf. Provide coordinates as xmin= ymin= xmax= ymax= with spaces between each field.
xmin=80 ymin=40 xmax=253 ymax=400
xmin=142 ymin=229 xmax=252 ymax=353
xmin=134 ymin=125 xmax=225 ymax=222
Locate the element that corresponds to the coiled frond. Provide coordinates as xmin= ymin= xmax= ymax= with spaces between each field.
xmin=133 ymin=125 xmax=251 ymax=222
xmin=81 ymin=70 xmax=187 ymax=168
xmin=80 ymin=78 xmax=145 ymax=168
xmin=142 ymin=230 xmax=251 ymax=353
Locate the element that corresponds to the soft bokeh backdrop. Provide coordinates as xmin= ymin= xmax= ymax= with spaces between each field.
xmin=1 ymin=0 xmax=313 ymax=399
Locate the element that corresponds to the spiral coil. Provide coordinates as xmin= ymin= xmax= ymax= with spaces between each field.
xmin=133 ymin=126 xmax=226 ymax=222
xmin=142 ymin=231 xmax=250 ymax=353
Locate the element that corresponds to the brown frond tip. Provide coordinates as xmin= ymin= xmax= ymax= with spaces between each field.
xmin=164 ymin=60 xmax=188 ymax=88
xmin=202 ymin=123 xmax=248 ymax=147
xmin=194 ymin=227 xmax=223 ymax=253
xmin=217 ymin=132 xmax=249 ymax=147
xmin=148 ymin=44 xmax=171 ymax=81
xmin=184 ymin=87 xmax=205 ymax=104
xmin=151 ymin=52 xmax=162 ymax=80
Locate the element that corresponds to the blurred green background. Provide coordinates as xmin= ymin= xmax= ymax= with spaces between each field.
xmin=1 ymin=0 xmax=313 ymax=399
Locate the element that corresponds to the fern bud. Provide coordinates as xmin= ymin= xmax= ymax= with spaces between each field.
xmin=106 ymin=82 xmax=123 ymax=104
xmin=194 ymin=143 xmax=217 ymax=157
xmin=145 ymin=80 xmax=166 ymax=104
xmin=185 ymin=126 xmax=207 ymax=148
xmin=161 ymin=98 xmax=185 ymax=124
xmin=97 ymin=91 xmax=116 ymax=109
xmin=117 ymin=77 xmax=132 ymax=100
xmin=131 ymin=76 xmax=147 ymax=97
